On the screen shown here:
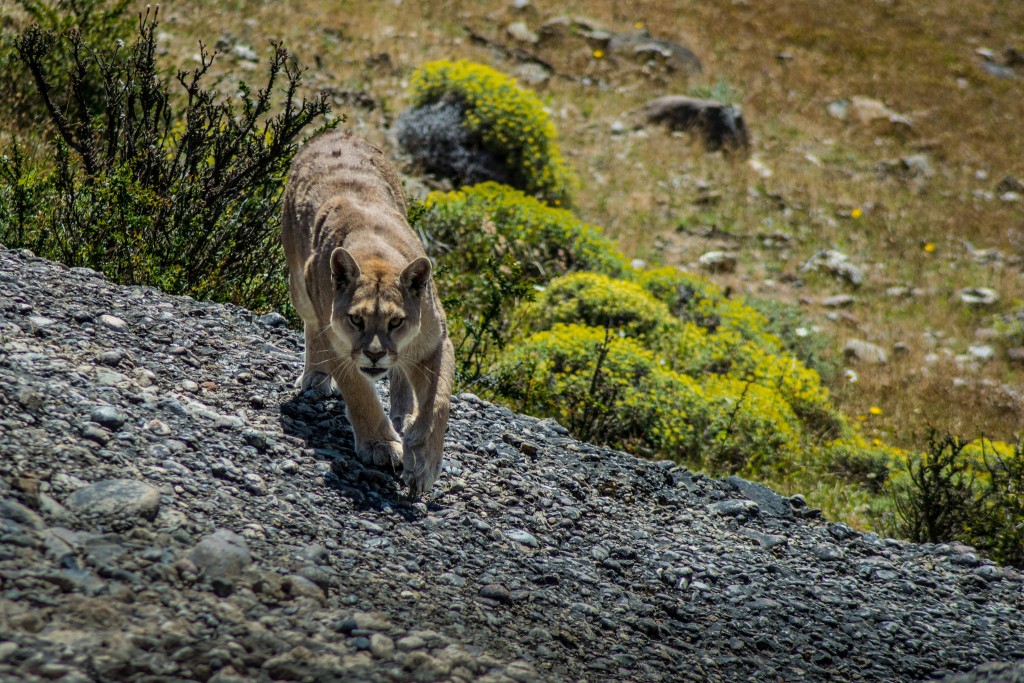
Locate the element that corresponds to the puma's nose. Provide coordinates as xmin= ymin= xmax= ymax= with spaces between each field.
xmin=364 ymin=349 xmax=386 ymax=363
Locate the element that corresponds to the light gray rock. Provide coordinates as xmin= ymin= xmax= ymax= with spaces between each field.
xmin=65 ymin=479 xmax=161 ymax=520
xmin=844 ymin=338 xmax=889 ymax=365
xmin=507 ymin=22 xmax=539 ymax=44
xmin=189 ymin=529 xmax=252 ymax=579
xmin=698 ymin=251 xmax=738 ymax=273
xmin=958 ymin=287 xmax=999 ymax=306
xmin=0 ymin=497 xmax=45 ymax=530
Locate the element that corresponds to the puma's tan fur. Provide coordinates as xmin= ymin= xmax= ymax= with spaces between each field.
xmin=281 ymin=131 xmax=454 ymax=495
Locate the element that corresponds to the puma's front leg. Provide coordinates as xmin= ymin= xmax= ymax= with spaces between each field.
xmin=334 ymin=363 xmax=403 ymax=468
xmin=388 ymin=366 xmax=416 ymax=437
xmin=298 ymin=322 xmax=340 ymax=397
xmin=400 ymin=337 xmax=454 ymax=496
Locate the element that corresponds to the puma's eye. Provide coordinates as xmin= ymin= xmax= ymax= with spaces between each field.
xmin=348 ymin=314 xmax=364 ymax=329
xmin=389 ymin=317 xmax=405 ymax=330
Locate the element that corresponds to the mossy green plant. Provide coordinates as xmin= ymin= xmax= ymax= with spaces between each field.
xmin=409 ymin=60 xmax=575 ymax=205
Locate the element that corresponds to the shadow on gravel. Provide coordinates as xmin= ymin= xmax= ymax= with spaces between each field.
xmin=278 ymin=392 xmax=436 ymax=521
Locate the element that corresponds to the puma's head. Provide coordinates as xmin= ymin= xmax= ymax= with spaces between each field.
xmin=329 ymin=246 xmax=431 ymax=379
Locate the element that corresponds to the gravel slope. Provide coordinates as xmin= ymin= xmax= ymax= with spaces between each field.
xmin=1 ymin=246 xmax=1023 ymax=683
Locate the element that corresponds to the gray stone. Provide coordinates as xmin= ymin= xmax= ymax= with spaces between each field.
xmin=189 ymin=529 xmax=252 ymax=579
xmin=844 ymin=339 xmax=888 ymax=365
xmin=698 ymin=251 xmax=738 ymax=273
xmin=803 ymin=249 xmax=865 ymax=287
xmin=507 ymin=22 xmax=539 ymax=44
xmin=98 ymin=314 xmax=128 ymax=331
xmin=642 ymin=96 xmax=749 ymax=151
xmin=258 ymin=311 xmax=288 ymax=327
xmin=480 ymin=583 xmax=513 ymax=603
xmin=967 ymin=344 xmax=995 ymax=362
xmin=725 ymin=476 xmax=792 ymax=518
xmin=283 ymin=574 xmax=325 ymax=601
xmin=0 ymin=641 xmax=18 ymax=662
xmin=65 ymin=479 xmax=161 ymax=520
xmin=958 ymin=287 xmax=999 ymax=306
xmin=822 ymin=294 xmax=855 ymax=308
xmin=504 ymin=529 xmax=539 ymax=548
xmin=369 ymin=633 xmax=395 ymax=658
xmin=708 ymin=499 xmax=759 ymax=518
xmin=89 ymin=406 xmax=126 ymax=431
xmin=0 ymin=497 xmax=45 ymax=530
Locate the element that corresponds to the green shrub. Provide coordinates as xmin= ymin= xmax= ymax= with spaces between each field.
xmin=517 ymin=269 xmax=840 ymax=438
xmin=1 ymin=7 xmax=334 ymax=311
xmin=820 ymin=435 xmax=897 ymax=493
xmin=638 ymin=266 xmax=781 ymax=348
xmin=0 ymin=0 xmax=134 ymax=127
xmin=887 ymin=434 xmax=1024 ymax=568
xmin=408 ymin=60 xmax=575 ymax=205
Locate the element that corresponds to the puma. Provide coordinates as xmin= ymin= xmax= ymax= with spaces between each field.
xmin=281 ymin=131 xmax=454 ymax=495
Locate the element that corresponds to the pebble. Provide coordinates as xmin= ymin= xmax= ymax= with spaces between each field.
xmin=90 ymin=405 xmax=127 ymax=430
xmin=708 ymin=499 xmax=759 ymax=518
xmin=479 ymin=583 xmax=513 ymax=603
xmin=504 ymin=529 xmax=539 ymax=548
xmin=98 ymin=314 xmax=128 ymax=331
xmin=65 ymin=479 xmax=161 ymax=520
xmin=189 ymin=529 xmax=252 ymax=579
xmin=698 ymin=250 xmax=738 ymax=273
xmin=369 ymin=633 xmax=395 ymax=658
xmin=844 ymin=338 xmax=889 ymax=365
xmin=957 ymin=287 xmax=999 ymax=306
xmin=0 ymin=498 xmax=46 ymax=530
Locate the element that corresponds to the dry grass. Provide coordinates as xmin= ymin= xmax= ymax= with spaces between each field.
xmin=4 ymin=0 xmax=1022 ymax=448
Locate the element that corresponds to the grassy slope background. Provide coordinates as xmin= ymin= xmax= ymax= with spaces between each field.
xmin=1 ymin=1 xmax=1022 ymax=541
xmin=144 ymin=0 xmax=1024 ymax=446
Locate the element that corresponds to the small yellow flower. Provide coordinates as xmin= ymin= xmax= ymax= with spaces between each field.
xmin=869 ymin=406 xmax=882 ymax=416
xmin=851 ymin=208 xmax=863 ymax=219
xmin=634 ymin=22 xmax=645 ymax=30
xmin=923 ymin=243 xmax=936 ymax=253
xmin=593 ymin=49 xmax=604 ymax=59
xmin=872 ymin=438 xmax=883 ymax=446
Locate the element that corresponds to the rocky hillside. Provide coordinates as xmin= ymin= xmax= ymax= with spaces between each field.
xmin=1 ymin=244 xmax=1023 ymax=682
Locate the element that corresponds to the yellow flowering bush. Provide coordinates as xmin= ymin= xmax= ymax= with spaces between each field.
xmin=522 ymin=272 xmax=673 ymax=340
xmin=408 ymin=60 xmax=575 ymax=205
xmin=516 ymin=270 xmax=839 ymax=435
xmin=492 ymin=324 xmax=705 ymax=456
xmin=698 ymin=374 xmax=802 ymax=476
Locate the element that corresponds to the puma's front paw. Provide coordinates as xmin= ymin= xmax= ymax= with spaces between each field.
xmin=297 ymin=371 xmax=339 ymax=397
xmin=356 ymin=439 xmax=403 ymax=468
xmin=401 ymin=441 xmax=442 ymax=498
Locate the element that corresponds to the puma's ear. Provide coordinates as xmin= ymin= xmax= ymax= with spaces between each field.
xmin=400 ymin=256 xmax=432 ymax=294
xmin=330 ymin=247 xmax=360 ymax=287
